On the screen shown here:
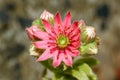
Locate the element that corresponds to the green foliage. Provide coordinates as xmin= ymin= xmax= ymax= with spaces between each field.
xmin=74 ymin=57 xmax=99 ymax=67
xmin=71 ymin=63 xmax=97 ymax=80
xmin=41 ymin=57 xmax=98 ymax=80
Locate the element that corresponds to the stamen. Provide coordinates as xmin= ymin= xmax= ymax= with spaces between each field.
xmin=56 ymin=35 xmax=70 ymax=49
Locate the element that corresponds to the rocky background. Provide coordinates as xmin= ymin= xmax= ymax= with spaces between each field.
xmin=0 ymin=0 xmax=120 ymax=80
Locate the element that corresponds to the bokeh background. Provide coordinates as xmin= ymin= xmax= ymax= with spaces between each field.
xmin=0 ymin=0 xmax=120 ymax=80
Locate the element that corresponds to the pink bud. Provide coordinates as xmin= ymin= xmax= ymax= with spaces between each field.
xmin=26 ymin=26 xmax=40 ymax=41
xmin=79 ymin=20 xmax=85 ymax=27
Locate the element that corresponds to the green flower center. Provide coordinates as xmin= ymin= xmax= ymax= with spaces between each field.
xmin=57 ymin=35 xmax=69 ymax=49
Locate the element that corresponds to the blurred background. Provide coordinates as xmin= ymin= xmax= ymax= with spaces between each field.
xmin=0 ymin=0 xmax=120 ymax=80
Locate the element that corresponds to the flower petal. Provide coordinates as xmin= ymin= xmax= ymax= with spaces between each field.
xmin=66 ymin=21 xmax=79 ymax=36
xmin=33 ymin=41 xmax=48 ymax=49
xmin=70 ymin=22 xmax=80 ymax=37
xmin=36 ymin=49 xmax=52 ymax=61
xmin=33 ymin=31 xmax=49 ymax=40
xmin=69 ymin=28 xmax=80 ymax=39
xmin=63 ymin=11 xmax=71 ymax=26
xmin=42 ymin=19 xmax=56 ymax=38
xmin=72 ymin=50 xmax=80 ymax=57
xmin=42 ymin=19 xmax=53 ymax=33
xmin=26 ymin=28 xmax=34 ymax=40
xmin=54 ymin=12 xmax=62 ymax=27
xmin=63 ymin=52 xmax=72 ymax=67
xmin=71 ymin=40 xmax=80 ymax=48
xmin=71 ymin=34 xmax=80 ymax=42
xmin=52 ymin=50 xmax=62 ymax=67
xmin=65 ymin=49 xmax=79 ymax=57
xmin=72 ymin=21 xmax=79 ymax=29
xmin=60 ymin=50 xmax=72 ymax=67
xmin=26 ymin=26 xmax=39 ymax=40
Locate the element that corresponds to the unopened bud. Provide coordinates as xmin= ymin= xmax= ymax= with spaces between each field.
xmin=81 ymin=26 xmax=96 ymax=43
xmin=29 ymin=45 xmax=44 ymax=57
xmin=79 ymin=20 xmax=85 ymax=27
xmin=80 ymin=42 xmax=98 ymax=55
xmin=40 ymin=10 xmax=54 ymax=21
xmin=26 ymin=26 xmax=40 ymax=41
xmin=88 ymin=45 xmax=98 ymax=54
xmin=85 ymin=26 xmax=96 ymax=39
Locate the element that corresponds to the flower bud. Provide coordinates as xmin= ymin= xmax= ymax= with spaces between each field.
xmin=26 ymin=26 xmax=40 ymax=41
xmin=80 ymin=42 xmax=98 ymax=55
xmin=81 ymin=26 xmax=96 ymax=43
xmin=29 ymin=45 xmax=44 ymax=57
xmin=40 ymin=10 xmax=54 ymax=21
xmin=79 ymin=20 xmax=85 ymax=27
xmin=85 ymin=26 xmax=96 ymax=39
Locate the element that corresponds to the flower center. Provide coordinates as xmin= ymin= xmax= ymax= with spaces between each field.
xmin=57 ymin=35 xmax=69 ymax=49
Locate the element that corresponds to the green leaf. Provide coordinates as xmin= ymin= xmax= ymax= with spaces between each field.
xmin=72 ymin=69 xmax=89 ymax=80
xmin=71 ymin=63 xmax=97 ymax=80
xmin=78 ymin=63 xmax=97 ymax=80
xmin=74 ymin=57 xmax=99 ymax=67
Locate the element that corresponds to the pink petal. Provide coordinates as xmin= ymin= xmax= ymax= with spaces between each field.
xmin=69 ymin=28 xmax=80 ymax=39
xmin=70 ymin=21 xmax=80 ymax=36
xmin=72 ymin=21 xmax=79 ymax=29
xmin=26 ymin=28 xmax=34 ymax=40
xmin=65 ymin=26 xmax=71 ymax=36
xmin=63 ymin=52 xmax=72 ymax=67
xmin=59 ymin=50 xmax=72 ymax=67
xmin=42 ymin=19 xmax=53 ymax=33
xmin=71 ymin=41 xmax=80 ymax=48
xmin=26 ymin=26 xmax=39 ymax=40
xmin=54 ymin=12 xmax=62 ymax=27
xmin=36 ymin=49 xmax=52 ymax=61
xmin=33 ymin=41 xmax=48 ymax=49
xmin=52 ymin=50 xmax=62 ymax=67
xmin=66 ymin=21 xmax=79 ymax=36
xmin=65 ymin=49 xmax=78 ymax=57
xmin=48 ymin=39 xmax=55 ymax=44
xmin=63 ymin=11 xmax=71 ymax=26
xmin=71 ymin=34 xmax=80 ymax=41
xmin=67 ymin=46 xmax=76 ymax=51
xmin=72 ymin=50 xmax=80 ymax=57
xmin=33 ymin=31 xmax=49 ymax=40
xmin=42 ymin=19 xmax=57 ymax=38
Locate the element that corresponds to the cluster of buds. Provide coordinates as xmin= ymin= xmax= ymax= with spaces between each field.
xmin=79 ymin=20 xmax=99 ymax=55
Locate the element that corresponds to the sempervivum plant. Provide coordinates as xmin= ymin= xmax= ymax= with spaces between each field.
xmin=26 ymin=10 xmax=99 ymax=80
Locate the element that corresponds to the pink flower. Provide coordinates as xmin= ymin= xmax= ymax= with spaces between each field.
xmin=27 ymin=12 xmax=81 ymax=67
